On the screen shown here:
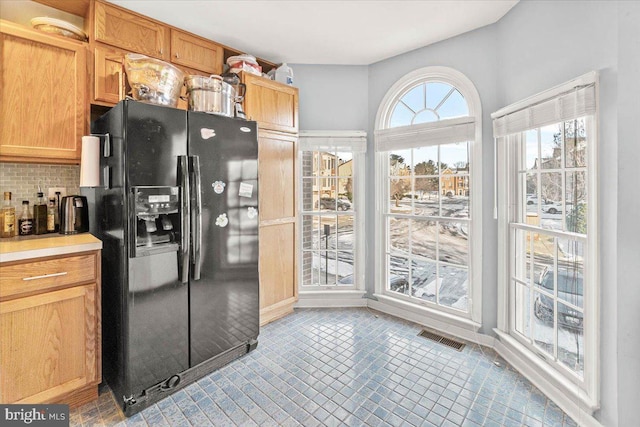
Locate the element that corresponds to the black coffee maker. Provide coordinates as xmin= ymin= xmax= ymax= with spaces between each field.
xmin=221 ymin=72 xmax=246 ymax=119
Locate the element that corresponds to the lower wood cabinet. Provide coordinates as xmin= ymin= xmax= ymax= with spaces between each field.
xmin=0 ymin=250 xmax=101 ymax=407
xmin=258 ymin=130 xmax=298 ymax=325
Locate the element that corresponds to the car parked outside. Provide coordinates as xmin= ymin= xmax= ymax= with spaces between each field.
xmin=316 ymin=197 xmax=351 ymax=211
xmin=534 ymin=267 xmax=583 ymax=330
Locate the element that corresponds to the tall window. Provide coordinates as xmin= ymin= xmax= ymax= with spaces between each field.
xmin=375 ymin=67 xmax=482 ymax=323
xmin=494 ymin=72 xmax=598 ymax=406
xmin=300 ymin=132 xmax=366 ymax=290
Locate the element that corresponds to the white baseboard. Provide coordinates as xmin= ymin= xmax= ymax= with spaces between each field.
xmin=295 ymin=290 xmax=368 ymax=308
xmin=368 ymin=295 xmax=494 ymax=347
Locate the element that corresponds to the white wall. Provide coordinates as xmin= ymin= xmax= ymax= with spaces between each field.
xmin=614 ymin=3 xmax=640 ymax=427
xmin=292 ymin=1 xmax=638 ymax=424
xmin=292 ymin=64 xmax=368 ymax=131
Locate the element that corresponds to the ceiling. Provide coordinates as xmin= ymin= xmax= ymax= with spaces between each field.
xmin=108 ymin=0 xmax=518 ymax=65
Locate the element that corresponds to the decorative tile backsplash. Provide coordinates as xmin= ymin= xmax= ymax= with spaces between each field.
xmin=0 ymin=162 xmax=80 ymax=205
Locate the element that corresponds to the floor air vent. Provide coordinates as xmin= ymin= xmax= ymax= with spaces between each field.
xmin=418 ymin=329 xmax=466 ymax=351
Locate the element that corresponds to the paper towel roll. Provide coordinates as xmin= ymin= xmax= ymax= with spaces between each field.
xmin=80 ymin=136 xmax=100 ymax=187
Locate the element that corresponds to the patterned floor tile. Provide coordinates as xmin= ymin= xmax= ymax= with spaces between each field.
xmin=70 ymin=308 xmax=578 ymax=426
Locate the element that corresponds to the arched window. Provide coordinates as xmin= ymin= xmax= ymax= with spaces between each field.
xmin=374 ymin=67 xmax=482 ymax=325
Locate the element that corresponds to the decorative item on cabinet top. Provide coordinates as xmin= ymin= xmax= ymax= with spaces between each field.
xmin=30 ymin=17 xmax=87 ymax=41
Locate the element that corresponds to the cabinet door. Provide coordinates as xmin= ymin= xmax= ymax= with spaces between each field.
xmin=243 ymin=73 xmax=299 ymax=133
xmin=0 ymin=284 xmax=99 ymax=404
xmin=258 ymin=130 xmax=298 ymax=324
xmin=170 ymin=29 xmax=223 ymax=75
xmin=0 ymin=21 xmax=86 ymax=163
xmin=94 ymin=0 xmax=169 ymax=60
xmin=93 ymin=45 xmax=127 ymax=106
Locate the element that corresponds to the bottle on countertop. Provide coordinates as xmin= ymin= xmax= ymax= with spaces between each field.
xmin=1 ymin=191 xmax=16 ymax=238
xmin=275 ymin=63 xmax=294 ymax=85
xmin=34 ymin=191 xmax=48 ymax=235
xmin=47 ymin=198 xmax=56 ymax=233
xmin=54 ymin=191 xmax=61 ymax=232
xmin=18 ymin=200 xmax=33 ymax=236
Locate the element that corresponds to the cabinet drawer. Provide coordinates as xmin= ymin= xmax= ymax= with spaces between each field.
xmin=0 ymin=253 xmax=97 ymax=300
xmin=94 ymin=1 xmax=168 ymax=60
xmin=170 ymin=29 xmax=222 ymax=75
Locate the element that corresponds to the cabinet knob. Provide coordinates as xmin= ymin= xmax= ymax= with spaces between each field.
xmin=175 ymin=52 xmax=180 ymax=59
xmin=159 ymin=49 xmax=163 ymax=55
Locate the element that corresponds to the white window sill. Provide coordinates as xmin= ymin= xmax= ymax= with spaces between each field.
xmin=493 ymin=328 xmax=600 ymax=425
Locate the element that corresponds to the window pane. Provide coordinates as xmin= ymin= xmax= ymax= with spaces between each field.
xmin=565 ymin=118 xmax=587 ymax=168
xmin=557 ymin=239 xmax=584 ymax=310
xmin=317 ymin=180 xmax=337 ymax=211
xmin=337 ymin=251 xmax=354 ymax=286
xmin=437 ymin=89 xmax=469 ymax=119
xmin=513 ymin=229 xmax=532 ymax=283
xmin=438 ymin=221 xmax=468 ymax=265
xmin=525 ymin=129 xmax=538 ymax=170
xmin=337 ymin=178 xmax=353 ymax=210
xmin=319 ymin=215 xmax=336 ymax=250
xmin=390 ymin=102 xmax=414 ymax=128
xmin=389 ymin=255 xmax=410 ymax=295
xmin=389 ymin=150 xmax=411 ymax=175
xmin=533 ymin=233 xmax=554 ymax=293
xmin=540 ymin=123 xmax=562 ymax=169
xmin=413 ymin=177 xmax=439 ymax=216
xmin=411 ymin=259 xmax=437 ymax=302
xmin=413 ymin=146 xmax=439 ymax=173
xmin=302 ymin=178 xmax=317 ymax=211
xmin=413 ymin=110 xmax=439 ymax=124
xmin=389 ymin=217 xmax=410 ymax=255
xmin=438 ymin=264 xmax=468 ymax=310
xmin=302 ymin=215 xmax=320 ymax=250
xmin=442 ymin=176 xmax=469 ymax=218
xmin=565 ymin=171 xmax=587 ymax=233
xmin=540 ymin=172 xmax=563 ymax=231
xmin=557 ymin=304 xmax=584 ymax=378
xmin=401 ymin=84 xmax=425 ymax=113
xmin=411 ymin=219 xmax=437 ymax=260
xmin=302 ymin=151 xmax=315 ymax=177
xmin=514 ymin=281 xmax=531 ymax=337
xmin=533 ymin=290 xmax=554 ymax=356
xmin=310 ymin=252 xmax=322 ymax=285
xmin=319 ymin=251 xmax=336 ymax=285
xmin=301 ymin=251 xmax=315 ymax=286
xmin=389 ymin=177 xmax=411 ymax=213
xmin=337 ymin=215 xmax=354 ymax=250
xmin=426 ymin=82 xmax=455 ymax=110
xmin=440 ymin=142 xmax=468 ymax=169
xmin=336 ymin=152 xmax=353 ymax=175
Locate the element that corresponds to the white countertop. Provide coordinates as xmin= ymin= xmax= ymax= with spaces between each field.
xmin=0 ymin=233 xmax=102 ymax=263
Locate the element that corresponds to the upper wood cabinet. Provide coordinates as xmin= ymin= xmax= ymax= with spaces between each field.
xmin=242 ymin=73 xmax=299 ymax=133
xmin=0 ymin=20 xmax=87 ymax=164
xmin=93 ymin=44 xmax=128 ymax=106
xmin=170 ymin=29 xmax=223 ymax=75
xmin=94 ymin=0 xmax=169 ymax=60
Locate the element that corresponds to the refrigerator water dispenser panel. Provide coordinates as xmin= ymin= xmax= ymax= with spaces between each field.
xmin=131 ymin=186 xmax=181 ymax=257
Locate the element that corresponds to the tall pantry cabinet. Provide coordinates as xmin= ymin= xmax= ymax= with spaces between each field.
xmin=242 ymin=72 xmax=299 ymax=325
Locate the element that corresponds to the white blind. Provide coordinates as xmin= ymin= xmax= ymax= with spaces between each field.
xmin=375 ymin=116 xmax=475 ymax=152
xmin=492 ymin=79 xmax=596 ymax=138
xmin=299 ymin=131 xmax=367 ymax=153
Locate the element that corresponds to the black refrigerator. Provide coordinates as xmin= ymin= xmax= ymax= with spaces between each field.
xmin=86 ymin=100 xmax=259 ymax=415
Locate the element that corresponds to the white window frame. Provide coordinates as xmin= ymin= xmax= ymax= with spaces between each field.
xmin=493 ymin=71 xmax=599 ymax=412
xmin=296 ymin=131 xmax=367 ymax=307
xmin=373 ymin=66 xmax=483 ymax=331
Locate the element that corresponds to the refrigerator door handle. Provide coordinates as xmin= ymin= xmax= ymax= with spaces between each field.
xmin=178 ymin=155 xmax=190 ymax=284
xmin=190 ymin=155 xmax=203 ymax=281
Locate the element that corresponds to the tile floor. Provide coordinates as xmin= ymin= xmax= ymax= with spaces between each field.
xmin=70 ymin=308 xmax=578 ymax=426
